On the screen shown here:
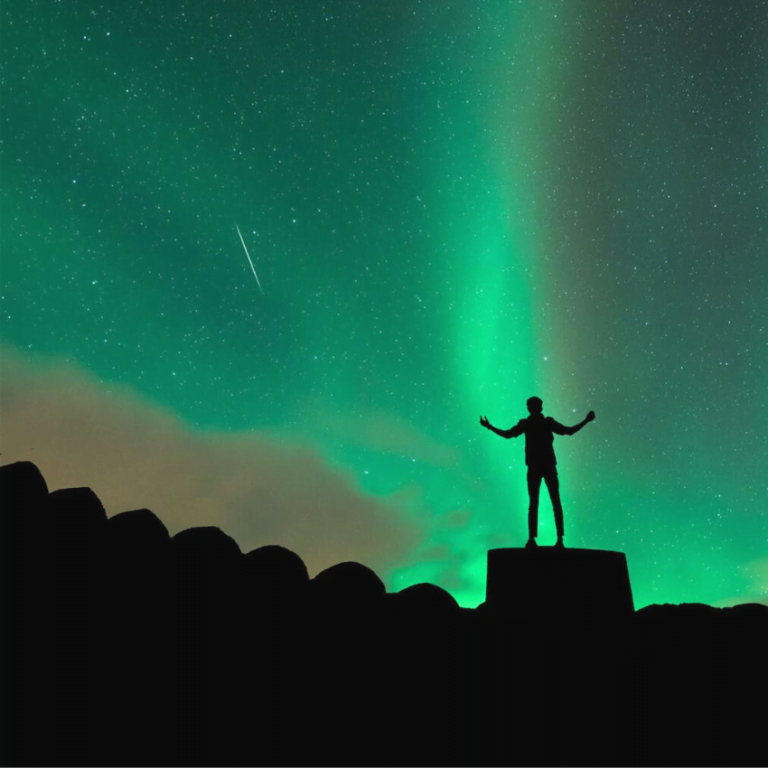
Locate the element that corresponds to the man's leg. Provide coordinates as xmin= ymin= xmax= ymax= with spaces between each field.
xmin=527 ymin=467 xmax=543 ymax=542
xmin=543 ymin=466 xmax=565 ymax=540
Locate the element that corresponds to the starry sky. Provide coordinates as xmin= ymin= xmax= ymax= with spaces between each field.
xmin=2 ymin=0 xmax=767 ymax=608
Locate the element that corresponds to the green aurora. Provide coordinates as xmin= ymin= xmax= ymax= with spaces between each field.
xmin=2 ymin=0 xmax=767 ymax=607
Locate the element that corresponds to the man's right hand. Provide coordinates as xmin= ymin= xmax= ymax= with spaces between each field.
xmin=480 ymin=415 xmax=490 ymax=429
xmin=586 ymin=410 xmax=595 ymax=422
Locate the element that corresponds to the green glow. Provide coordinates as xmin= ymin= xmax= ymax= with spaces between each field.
xmin=2 ymin=1 xmax=766 ymax=610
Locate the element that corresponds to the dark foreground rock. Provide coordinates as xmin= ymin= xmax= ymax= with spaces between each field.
xmin=486 ymin=546 xmax=635 ymax=620
xmin=1 ymin=461 xmax=766 ymax=767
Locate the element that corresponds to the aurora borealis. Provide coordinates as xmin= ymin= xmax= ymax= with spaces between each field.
xmin=2 ymin=0 xmax=766 ymax=608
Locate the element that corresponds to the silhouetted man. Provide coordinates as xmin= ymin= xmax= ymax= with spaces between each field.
xmin=480 ymin=397 xmax=595 ymax=549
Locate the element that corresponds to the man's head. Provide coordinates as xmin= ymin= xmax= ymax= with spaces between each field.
xmin=526 ymin=396 xmax=543 ymax=414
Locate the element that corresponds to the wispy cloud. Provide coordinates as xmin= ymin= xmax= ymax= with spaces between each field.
xmin=0 ymin=347 xmax=423 ymax=580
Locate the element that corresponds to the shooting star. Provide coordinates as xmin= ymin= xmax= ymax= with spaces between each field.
xmin=235 ymin=224 xmax=264 ymax=295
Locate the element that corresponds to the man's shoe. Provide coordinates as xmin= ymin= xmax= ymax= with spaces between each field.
xmin=525 ymin=538 xmax=538 ymax=549
xmin=554 ymin=538 xmax=565 ymax=549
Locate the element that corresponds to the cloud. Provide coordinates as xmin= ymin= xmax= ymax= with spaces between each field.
xmin=300 ymin=397 xmax=462 ymax=468
xmin=0 ymin=347 xmax=423 ymax=579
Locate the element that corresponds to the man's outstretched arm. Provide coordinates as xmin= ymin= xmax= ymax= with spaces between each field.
xmin=480 ymin=416 xmax=523 ymax=439
xmin=552 ymin=410 xmax=595 ymax=436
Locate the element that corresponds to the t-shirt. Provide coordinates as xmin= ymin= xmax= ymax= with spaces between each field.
xmin=508 ymin=412 xmax=575 ymax=467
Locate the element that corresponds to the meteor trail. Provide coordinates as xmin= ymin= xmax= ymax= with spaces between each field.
xmin=235 ymin=224 xmax=264 ymax=295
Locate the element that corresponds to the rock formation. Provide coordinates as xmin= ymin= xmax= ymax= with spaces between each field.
xmin=1 ymin=460 xmax=765 ymax=766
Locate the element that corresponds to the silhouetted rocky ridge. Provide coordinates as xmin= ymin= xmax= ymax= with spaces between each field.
xmin=1 ymin=461 xmax=766 ymax=766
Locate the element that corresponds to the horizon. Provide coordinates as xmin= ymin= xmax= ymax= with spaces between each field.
xmin=2 ymin=1 xmax=766 ymax=609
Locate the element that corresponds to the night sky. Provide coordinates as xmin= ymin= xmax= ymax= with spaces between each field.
xmin=2 ymin=0 xmax=767 ymax=608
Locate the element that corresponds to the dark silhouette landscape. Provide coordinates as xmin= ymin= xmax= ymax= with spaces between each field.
xmin=1 ymin=460 xmax=766 ymax=767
